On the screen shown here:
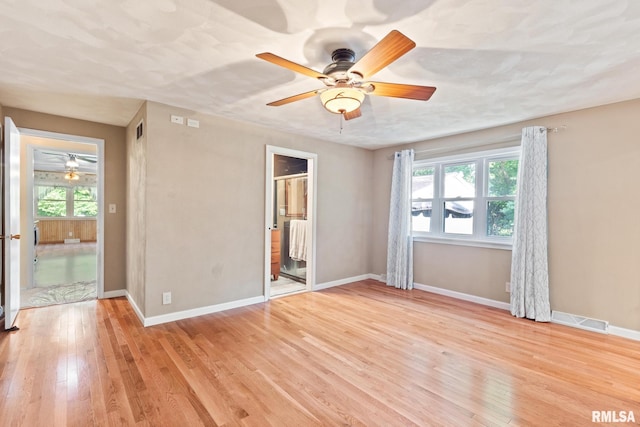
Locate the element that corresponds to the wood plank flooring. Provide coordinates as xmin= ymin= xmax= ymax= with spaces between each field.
xmin=1 ymin=279 xmax=638 ymax=426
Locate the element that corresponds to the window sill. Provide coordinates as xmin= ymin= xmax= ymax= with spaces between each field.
xmin=413 ymin=235 xmax=512 ymax=250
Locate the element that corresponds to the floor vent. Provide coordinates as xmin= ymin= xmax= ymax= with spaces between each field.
xmin=551 ymin=311 xmax=609 ymax=334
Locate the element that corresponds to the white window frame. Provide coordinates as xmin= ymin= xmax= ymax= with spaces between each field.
xmin=35 ymin=184 xmax=98 ymax=219
xmin=412 ymin=146 xmax=520 ymax=250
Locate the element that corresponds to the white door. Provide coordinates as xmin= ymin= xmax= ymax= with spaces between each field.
xmin=4 ymin=117 xmax=21 ymax=331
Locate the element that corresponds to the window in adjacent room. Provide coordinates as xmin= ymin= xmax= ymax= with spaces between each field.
xmin=73 ymin=186 xmax=98 ymax=217
xmin=36 ymin=184 xmax=98 ymax=218
xmin=411 ymin=147 xmax=520 ymax=246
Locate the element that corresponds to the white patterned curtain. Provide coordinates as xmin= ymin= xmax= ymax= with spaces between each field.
xmin=510 ymin=126 xmax=551 ymax=321
xmin=386 ymin=149 xmax=414 ymax=290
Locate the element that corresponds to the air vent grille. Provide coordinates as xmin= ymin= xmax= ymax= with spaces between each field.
xmin=551 ymin=311 xmax=609 ymax=334
xmin=136 ymin=121 xmax=144 ymax=140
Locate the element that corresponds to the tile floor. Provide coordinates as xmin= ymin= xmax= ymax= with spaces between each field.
xmin=21 ymin=242 xmax=97 ymax=308
xmin=270 ymin=272 xmax=306 ymax=297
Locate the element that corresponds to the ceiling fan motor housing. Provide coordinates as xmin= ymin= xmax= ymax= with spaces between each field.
xmin=323 ymin=48 xmax=357 ymax=81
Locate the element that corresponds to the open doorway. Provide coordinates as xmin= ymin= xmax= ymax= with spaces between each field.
xmin=265 ymin=146 xmax=317 ymax=299
xmin=21 ymin=131 xmax=104 ymax=308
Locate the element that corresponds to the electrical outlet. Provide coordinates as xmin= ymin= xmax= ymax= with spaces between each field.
xmin=68 ymin=232 xmax=73 ymax=237
xmin=109 ymin=204 xmax=116 ymax=213
xmin=170 ymin=115 xmax=184 ymax=125
xmin=505 ymin=282 xmax=511 ymax=292
xmin=162 ymin=292 xmax=172 ymax=305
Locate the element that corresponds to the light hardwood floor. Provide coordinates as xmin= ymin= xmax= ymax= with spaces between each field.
xmin=1 ymin=280 xmax=638 ymax=426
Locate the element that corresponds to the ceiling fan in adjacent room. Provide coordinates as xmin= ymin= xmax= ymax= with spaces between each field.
xmin=256 ymin=30 xmax=436 ymax=121
xmin=40 ymin=151 xmax=97 ymax=164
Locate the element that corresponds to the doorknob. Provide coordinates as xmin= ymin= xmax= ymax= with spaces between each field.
xmin=0 ymin=234 xmax=20 ymax=240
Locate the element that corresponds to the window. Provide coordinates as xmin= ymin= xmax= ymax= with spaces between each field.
xmin=37 ymin=186 xmax=68 ymax=217
xmin=486 ymin=159 xmax=518 ymax=237
xmin=411 ymin=147 xmax=519 ymax=246
xmin=36 ymin=184 xmax=97 ymax=218
xmin=73 ymin=186 xmax=98 ymax=217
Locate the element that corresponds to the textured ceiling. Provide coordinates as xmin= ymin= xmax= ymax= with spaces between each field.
xmin=1 ymin=0 xmax=640 ymax=148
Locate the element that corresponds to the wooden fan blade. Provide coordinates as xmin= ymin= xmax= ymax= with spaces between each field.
xmin=368 ymin=82 xmax=436 ymax=101
xmin=348 ymin=30 xmax=416 ymax=79
xmin=256 ymin=53 xmax=329 ymax=80
xmin=343 ymin=108 xmax=362 ymax=121
xmin=266 ymin=90 xmax=321 ymax=106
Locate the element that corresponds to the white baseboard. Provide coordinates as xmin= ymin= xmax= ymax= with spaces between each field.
xmin=141 ymin=295 xmax=266 ymax=327
xmin=550 ymin=316 xmax=640 ymax=342
xmin=314 ymin=273 xmax=378 ymax=291
xmin=126 ymin=292 xmax=146 ymax=326
xmin=102 ymin=289 xmax=126 ymax=299
xmin=412 ymin=282 xmax=511 ymax=311
xmin=411 ymin=283 xmax=640 ymax=342
xmin=608 ymin=325 xmax=640 ymax=341
xmin=364 ymin=275 xmax=510 ymax=310
xmin=122 ymin=273 xmax=376 ymax=327
xmin=117 ymin=275 xmax=640 ymax=341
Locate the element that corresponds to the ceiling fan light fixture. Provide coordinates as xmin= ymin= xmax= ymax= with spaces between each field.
xmin=320 ymin=87 xmax=365 ymax=114
xmin=64 ymin=170 xmax=80 ymax=181
xmin=65 ymin=154 xmax=79 ymax=169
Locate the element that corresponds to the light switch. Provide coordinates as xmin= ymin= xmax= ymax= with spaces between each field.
xmin=109 ymin=204 xmax=116 ymax=213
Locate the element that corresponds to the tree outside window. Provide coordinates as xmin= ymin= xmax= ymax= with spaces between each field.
xmin=36 ymin=184 xmax=97 ymax=218
xmin=74 ymin=186 xmax=98 ymax=217
xmin=487 ymin=159 xmax=518 ymax=237
xmin=37 ymin=186 xmax=67 ymax=217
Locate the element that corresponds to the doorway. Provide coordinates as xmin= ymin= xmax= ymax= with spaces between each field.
xmin=264 ymin=146 xmax=317 ymax=299
xmin=22 ymin=130 xmax=104 ymax=308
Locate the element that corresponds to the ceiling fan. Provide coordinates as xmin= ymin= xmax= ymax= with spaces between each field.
xmin=256 ymin=30 xmax=436 ymax=121
xmin=41 ymin=151 xmax=97 ymax=164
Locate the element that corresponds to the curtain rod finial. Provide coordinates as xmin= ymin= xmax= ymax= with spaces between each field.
xmin=547 ymin=125 xmax=567 ymax=133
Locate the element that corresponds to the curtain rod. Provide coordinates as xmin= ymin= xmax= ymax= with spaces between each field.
xmin=388 ymin=125 xmax=567 ymax=159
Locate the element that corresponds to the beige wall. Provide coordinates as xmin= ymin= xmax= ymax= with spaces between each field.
xmin=138 ymin=101 xmax=373 ymax=317
xmin=372 ymin=98 xmax=640 ymax=330
xmin=3 ymin=108 xmax=127 ymax=293
xmin=125 ymin=103 xmax=147 ymax=314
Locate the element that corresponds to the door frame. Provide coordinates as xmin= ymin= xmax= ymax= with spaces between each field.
xmin=264 ymin=145 xmax=317 ymax=300
xmin=22 ymin=128 xmax=105 ymax=299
